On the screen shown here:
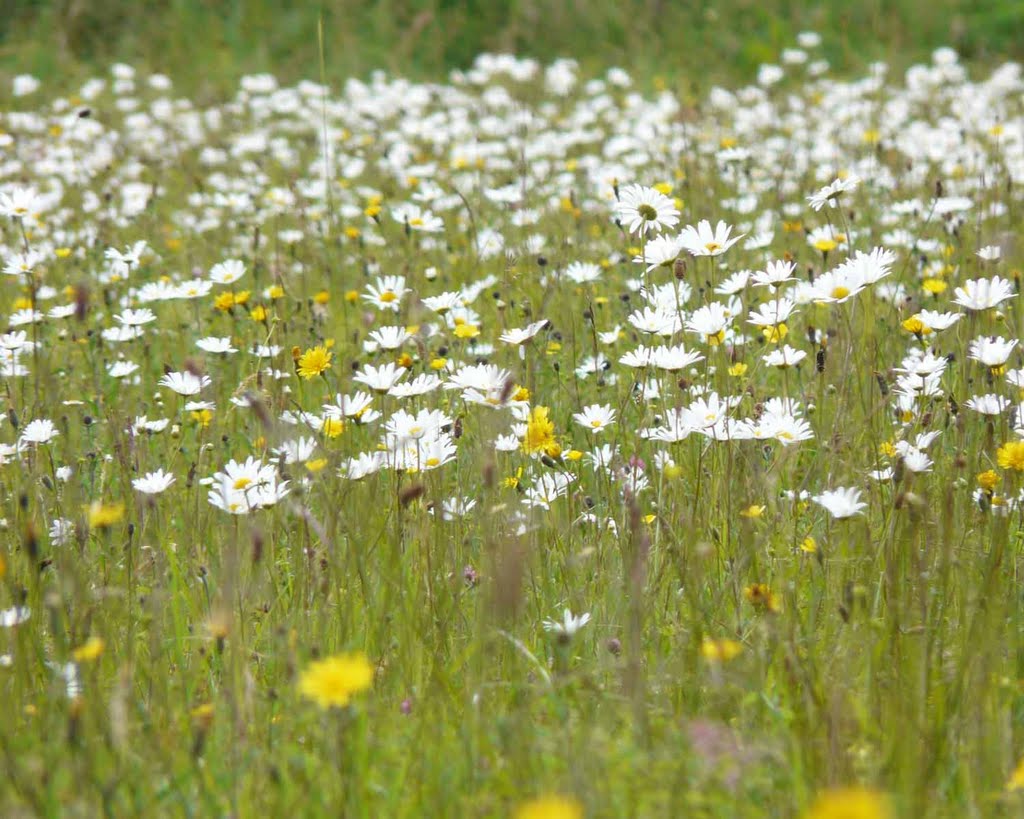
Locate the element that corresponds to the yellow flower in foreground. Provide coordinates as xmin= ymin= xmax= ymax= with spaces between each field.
xmin=1007 ymin=756 xmax=1024 ymax=790
xmin=72 ymin=636 xmax=105 ymax=663
xmin=298 ymin=652 xmax=373 ymax=709
xmin=322 ymin=417 xmax=344 ymax=438
xmin=901 ymin=315 xmax=931 ymax=336
xmin=997 ymin=441 xmax=1024 ymax=471
xmin=297 ymin=346 xmax=332 ymax=380
xmin=977 ymin=470 xmax=1001 ymax=492
xmin=454 ymin=323 xmax=480 ymax=339
xmin=88 ymin=502 xmax=125 ymax=529
xmin=744 ymin=583 xmax=780 ymax=613
xmin=515 ymin=794 xmax=583 ymax=819
xmin=802 ymin=787 xmax=890 ymax=819
xmin=523 ymin=406 xmax=557 ymax=455
xmin=700 ymin=637 xmax=743 ymax=662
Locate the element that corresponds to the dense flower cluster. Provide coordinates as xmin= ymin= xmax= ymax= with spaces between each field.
xmin=1 ymin=40 xmax=1023 ymax=814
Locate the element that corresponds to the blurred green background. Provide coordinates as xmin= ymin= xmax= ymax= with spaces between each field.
xmin=2 ymin=0 xmax=1024 ymax=96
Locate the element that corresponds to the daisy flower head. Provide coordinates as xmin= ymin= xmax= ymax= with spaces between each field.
xmin=0 ymin=186 xmax=42 ymax=220
xmin=542 ymin=608 xmax=591 ymax=640
xmin=573 ymin=403 xmax=616 ymax=433
xmin=751 ymin=260 xmax=797 ymax=289
xmin=806 ymin=174 xmax=861 ymax=211
xmin=209 ymin=259 xmax=247 ymax=284
xmin=615 ymin=184 xmax=679 ymax=235
xmin=196 ymin=336 xmax=238 ymax=354
xmin=633 ymin=233 xmax=682 ymax=272
xmin=159 ymin=371 xmax=212 ymax=396
xmin=20 ymin=418 xmax=59 ymax=445
xmin=813 ymin=486 xmax=867 ymax=519
xmin=678 ymin=219 xmax=745 ymax=257
xmin=968 ymin=336 xmax=1017 ymax=369
xmin=363 ymin=275 xmax=409 ymax=312
xmin=132 ymin=469 xmax=176 ymax=495
xmin=953 ymin=276 xmax=1015 ymax=311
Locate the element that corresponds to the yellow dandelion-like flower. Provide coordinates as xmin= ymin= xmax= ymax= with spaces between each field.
xmin=214 ymin=292 xmax=236 ymax=312
xmin=901 ymin=316 xmax=931 ymax=336
xmin=977 ymin=470 xmax=1000 ymax=491
xmin=997 ymin=441 xmax=1024 ymax=471
xmin=454 ymin=323 xmax=480 ymax=339
xmin=1007 ymin=757 xmax=1024 ymax=791
xmin=322 ymin=417 xmax=345 ymax=438
xmin=298 ymin=652 xmax=373 ymax=709
xmin=523 ymin=406 xmax=557 ymax=455
xmin=297 ymin=346 xmax=332 ymax=380
xmin=744 ymin=583 xmax=781 ymax=613
xmin=87 ymin=502 xmax=125 ymax=529
xmin=802 ymin=787 xmax=890 ymax=819
xmin=72 ymin=636 xmax=105 ymax=663
xmin=700 ymin=637 xmax=743 ymax=663
xmin=515 ymin=795 xmax=583 ymax=819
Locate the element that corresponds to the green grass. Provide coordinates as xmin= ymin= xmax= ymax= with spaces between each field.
xmin=2 ymin=0 xmax=1024 ymax=96
xmin=3 ymin=4 xmax=1024 ymax=818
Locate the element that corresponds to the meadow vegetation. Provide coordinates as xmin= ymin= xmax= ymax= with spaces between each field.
xmin=2 ymin=7 xmax=1024 ymax=818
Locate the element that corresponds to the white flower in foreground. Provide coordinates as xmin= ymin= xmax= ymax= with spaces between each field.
xmin=209 ymin=259 xmax=246 ymax=284
xmin=0 ymin=606 xmax=30 ymax=627
xmin=965 ymin=394 xmax=1010 ymax=416
xmin=196 ymin=336 xmax=238 ymax=354
xmin=953 ymin=277 xmax=1015 ymax=311
xmin=500 ymin=320 xmax=548 ymax=345
xmin=206 ymin=457 xmax=289 ymax=514
xmin=20 ymin=418 xmax=59 ymax=445
xmin=132 ymin=469 xmax=176 ymax=495
xmin=615 ymin=184 xmax=679 ymax=235
xmin=159 ymin=371 xmax=211 ymax=396
xmin=543 ymin=608 xmax=591 ymax=639
xmin=573 ymin=403 xmax=616 ymax=433
xmin=807 ymin=175 xmax=861 ymax=211
xmin=763 ymin=345 xmax=807 ymax=368
xmin=0 ymin=186 xmax=41 ymax=220
xmin=678 ymin=219 xmax=745 ymax=257
xmin=968 ymin=336 xmax=1017 ymax=368
xmin=813 ymin=486 xmax=867 ymax=519
xmin=353 ymin=362 xmax=407 ymax=392
xmin=107 ymin=360 xmax=139 ymax=378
